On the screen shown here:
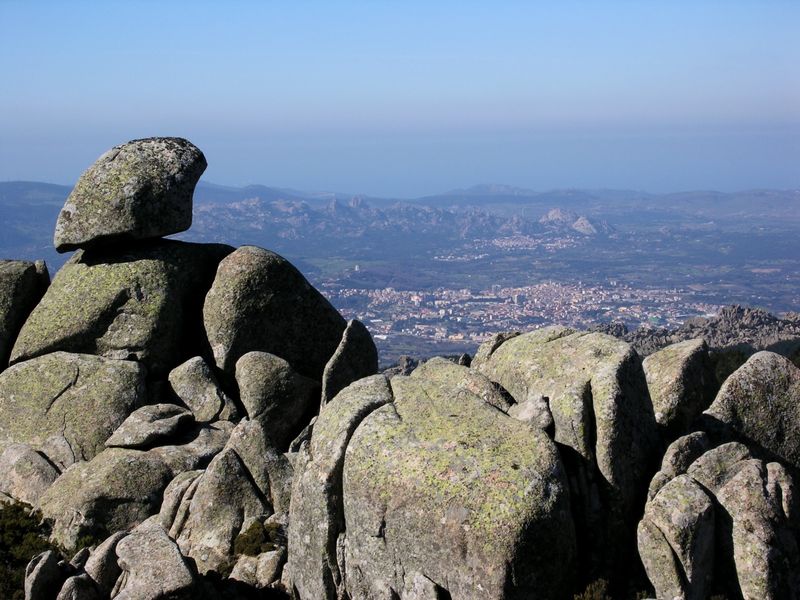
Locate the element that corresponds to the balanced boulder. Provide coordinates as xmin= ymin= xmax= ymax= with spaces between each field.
xmin=10 ymin=241 xmax=232 ymax=375
xmin=53 ymin=137 xmax=206 ymax=252
xmin=203 ymin=245 xmax=346 ymax=378
xmin=0 ymin=352 xmax=146 ymax=467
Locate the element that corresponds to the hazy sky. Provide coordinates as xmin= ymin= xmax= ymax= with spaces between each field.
xmin=1 ymin=1 xmax=798 ymax=197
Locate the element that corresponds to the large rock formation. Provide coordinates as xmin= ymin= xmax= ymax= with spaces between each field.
xmin=472 ymin=326 xmax=660 ymax=581
xmin=54 ymin=137 xmax=206 ymax=252
xmin=703 ymin=351 xmax=800 ymax=469
xmin=0 ymin=352 xmax=146 ymax=469
xmin=10 ymin=241 xmax=232 ymax=375
xmin=288 ymin=362 xmax=576 ymax=600
xmin=0 ymin=137 xmax=384 ymax=600
xmin=639 ymin=438 xmax=800 ymax=600
xmin=643 ymin=338 xmax=717 ymax=439
xmin=7 ymin=135 xmax=800 ymax=600
xmin=203 ymin=245 xmax=346 ymax=378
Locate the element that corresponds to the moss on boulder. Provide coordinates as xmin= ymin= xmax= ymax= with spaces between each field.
xmin=10 ymin=241 xmax=232 ymax=375
xmin=0 ymin=352 xmax=146 ymax=467
xmin=53 ymin=137 xmax=206 ymax=252
xmin=203 ymin=245 xmax=345 ymax=379
xmin=703 ymin=351 xmax=800 ymax=469
xmin=341 ymin=362 xmax=575 ymax=600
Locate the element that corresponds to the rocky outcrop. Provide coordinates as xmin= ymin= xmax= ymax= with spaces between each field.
xmin=0 ymin=352 xmax=146 ymax=469
xmin=0 ymin=444 xmax=60 ymax=506
xmin=320 ymin=319 xmax=379 ymax=406
xmin=621 ymin=305 xmax=800 ymax=383
xmin=0 ymin=137 xmax=387 ymax=600
xmin=0 ymin=259 xmax=48 ymax=371
xmin=639 ymin=438 xmax=800 ymax=600
xmin=203 ymin=245 xmax=346 ymax=378
xmin=643 ymin=338 xmax=717 ymax=439
xmin=54 ymin=137 xmax=206 ymax=252
xmin=10 ymin=135 xmax=800 ymax=600
xmin=287 ymin=363 xmax=575 ymax=600
xmin=703 ymin=351 xmax=800 ymax=469
xmin=472 ymin=326 xmax=659 ymax=580
xmin=235 ymin=351 xmax=319 ymax=450
xmin=10 ymin=241 xmax=232 ymax=375
xmin=168 ymin=356 xmax=237 ymax=422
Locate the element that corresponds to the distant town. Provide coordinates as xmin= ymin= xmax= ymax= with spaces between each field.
xmin=324 ymin=280 xmax=721 ymax=365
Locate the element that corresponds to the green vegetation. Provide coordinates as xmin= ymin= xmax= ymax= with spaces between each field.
xmin=233 ymin=519 xmax=284 ymax=557
xmin=573 ymin=579 xmax=611 ymax=600
xmin=0 ymin=502 xmax=62 ymax=600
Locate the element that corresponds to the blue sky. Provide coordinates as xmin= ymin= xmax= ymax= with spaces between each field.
xmin=1 ymin=1 xmax=798 ymax=196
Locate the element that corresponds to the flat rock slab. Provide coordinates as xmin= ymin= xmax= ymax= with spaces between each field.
xmin=0 ymin=259 xmax=49 ymax=370
xmin=54 ymin=137 xmax=206 ymax=252
xmin=11 ymin=240 xmax=232 ymax=375
xmin=105 ymin=404 xmax=193 ymax=449
xmin=0 ymin=352 xmax=146 ymax=467
xmin=203 ymin=245 xmax=346 ymax=379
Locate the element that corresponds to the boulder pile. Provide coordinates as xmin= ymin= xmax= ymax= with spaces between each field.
xmin=0 ymin=138 xmax=798 ymax=600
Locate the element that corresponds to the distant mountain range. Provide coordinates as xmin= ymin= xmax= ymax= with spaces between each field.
xmin=2 ymin=181 xmax=799 ymax=275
